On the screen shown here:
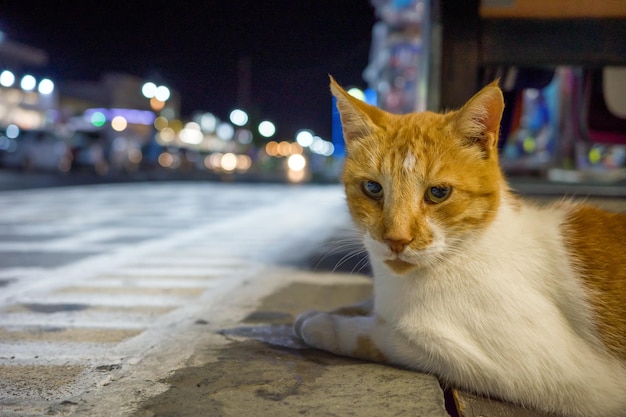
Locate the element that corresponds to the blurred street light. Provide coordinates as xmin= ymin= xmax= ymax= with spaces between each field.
xmin=155 ymin=85 xmax=170 ymax=101
xmin=180 ymin=122 xmax=203 ymax=144
xmin=0 ymin=70 xmax=15 ymax=87
xmin=6 ymin=124 xmax=19 ymax=139
xmin=37 ymin=78 xmax=54 ymax=94
xmin=221 ymin=153 xmax=237 ymax=171
xmin=142 ymin=81 xmax=170 ymax=109
xmin=216 ymin=122 xmax=235 ymax=141
xmin=296 ymin=130 xmax=314 ymax=147
xmin=258 ymin=120 xmax=275 ymax=138
xmin=229 ymin=109 xmax=248 ymax=126
xmin=199 ymin=112 xmax=217 ymax=133
xmin=20 ymin=74 xmax=36 ymax=91
xmin=287 ymin=154 xmax=306 ymax=171
xmin=141 ymin=82 xmax=157 ymax=98
xmin=111 ymin=116 xmax=128 ymax=132
xmin=90 ymin=111 xmax=106 ymax=127
xmin=347 ymin=87 xmax=366 ymax=101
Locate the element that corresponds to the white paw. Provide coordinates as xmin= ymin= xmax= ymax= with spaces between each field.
xmin=293 ymin=310 xmax=321 ymax=339
xmin=297 ymin=312 xmax=337 ymax=351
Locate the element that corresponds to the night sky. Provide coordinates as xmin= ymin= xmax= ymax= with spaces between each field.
xmin=0 ymin=1 xmax=377 ymax=139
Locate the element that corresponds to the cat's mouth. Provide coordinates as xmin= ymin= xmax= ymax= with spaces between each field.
xmin=384 ymin=258 xmax=417 ymax=275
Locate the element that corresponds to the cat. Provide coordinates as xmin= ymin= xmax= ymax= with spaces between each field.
xmin=294 ymin=76 xmax=626 ymax=417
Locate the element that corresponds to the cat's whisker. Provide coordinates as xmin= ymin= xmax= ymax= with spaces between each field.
xmin=331 ymin=248 xmax=369 ymax=273
xmin=351 ymin=256 xmax=371 ymax=275
xmin=312 ymin=232 xmax=365 ymax=271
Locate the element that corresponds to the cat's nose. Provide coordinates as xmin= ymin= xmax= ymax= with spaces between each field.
xmin=384 ymin=237 xmax=412 ymax=254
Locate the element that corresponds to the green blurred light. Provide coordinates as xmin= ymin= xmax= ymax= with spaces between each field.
xmin=589 ymin=147 xmax=602 ymax=165
xmin=347 ymin=87 xmax=365 ymax=101
xmin=91 ymin=112 xmax=106 ymax=127
xmin=523 ymin=136 xmax=536 ymax=153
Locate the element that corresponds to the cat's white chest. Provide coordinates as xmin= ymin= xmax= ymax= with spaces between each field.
xmin=374 ymin=203 xmax=566 ymax=361
xmin=369 ymin=200 xmax=626 ymax=405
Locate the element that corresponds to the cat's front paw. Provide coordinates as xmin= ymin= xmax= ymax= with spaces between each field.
xmin=294 ymin=311 xmax=338 ymax=351
xmin=293 ymin=310 xmax=321 ymax=339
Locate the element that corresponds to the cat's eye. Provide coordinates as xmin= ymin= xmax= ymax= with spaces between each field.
xmin=362 ymin=180 xmax=384 ymax=200
xmin=425 ymin=186 xmax=452 ymax=204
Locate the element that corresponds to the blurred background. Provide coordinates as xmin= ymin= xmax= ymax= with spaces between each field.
xmin=0 ymin=0 xmax=624 ymax=192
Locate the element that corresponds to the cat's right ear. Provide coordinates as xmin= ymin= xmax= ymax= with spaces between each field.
xmin=453 ymin=80 xmax=505 ymax=157
xmin=329 ymin=75 xmax=386 ymax=143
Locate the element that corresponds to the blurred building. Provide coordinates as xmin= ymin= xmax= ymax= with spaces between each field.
xmin=58 ymin=74 xmax=182 ymax=175
xmin=0 ymin=34 xmax=56 ymax=129
xmin=58 ymin=73 xmax=181 ymax=122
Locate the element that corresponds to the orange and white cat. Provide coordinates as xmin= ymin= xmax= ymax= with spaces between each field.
xmin=294 ymin=77 xmax=626 ymax=417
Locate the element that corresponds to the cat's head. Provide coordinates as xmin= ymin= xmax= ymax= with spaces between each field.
xmin=331 ymin=76 xmax=506 ymax=275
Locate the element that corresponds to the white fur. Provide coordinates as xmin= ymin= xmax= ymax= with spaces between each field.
xmin=403 ymin=152 xmax=417 ymax=172
xmin=297 ymin=194 xmax=626 ymax=417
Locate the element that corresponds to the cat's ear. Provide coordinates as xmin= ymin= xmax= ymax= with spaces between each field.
xmin=454 ymin=80 xmax=504 ymax=156
xmin=329 ymin=75 xmax=386 ymax=143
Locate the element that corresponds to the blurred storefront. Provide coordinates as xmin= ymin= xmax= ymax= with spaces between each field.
xmin=0 ymin=36 xmax=57 ymax=130
xmin=356 ymin=0 xmax=626 ymax=186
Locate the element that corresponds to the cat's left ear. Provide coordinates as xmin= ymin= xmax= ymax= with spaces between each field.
xmin=329 ymin=75 xmax=387 ymax=143
xmin=454 ymin=80 xmax=504 ymax=157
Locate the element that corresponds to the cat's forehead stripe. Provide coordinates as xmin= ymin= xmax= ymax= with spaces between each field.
xmin=403 ymin=152 xmax=417 ymax=172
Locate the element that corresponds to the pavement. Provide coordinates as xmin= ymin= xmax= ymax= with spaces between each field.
xmin=0 ymin=179 xmax=624 ymax=417
xmin=0 ymin=181 xmax=451 ymax=417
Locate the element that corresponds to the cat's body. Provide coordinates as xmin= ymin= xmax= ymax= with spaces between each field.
xmin=294 ymin=77 xmax=626 ymax=417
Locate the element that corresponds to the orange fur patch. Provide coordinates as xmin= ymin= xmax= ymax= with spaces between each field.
xmin=563 ymin=204 xmax=626 ymax=359
xmin=353 ymin=335 xmax=387 ymax=363
xmin=340 ymin=106 xmax=506 ymax=257
xmin=384 ymin=259 xmax=418 ymax=275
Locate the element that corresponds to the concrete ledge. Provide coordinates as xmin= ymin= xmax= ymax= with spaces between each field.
xmin=134 ymin=276 xmax=449 ymax=417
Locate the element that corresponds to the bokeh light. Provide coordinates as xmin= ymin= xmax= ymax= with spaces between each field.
xmin=265 ymin=141 xmax=278 ymax=156
xmin=287 ymin=167 xmax=306 ymax=183
xmin=200 ymin=113 xmax=217 ymax=133
xmin=142 ymin=82 xmax=157 ymax=98
xmin=347 ymin=87 xmax=365 ymax=101
xmin=296 ymin=130 xmax=314 ymax=147
xmin=235 ymin=129 xmax=253 ymax=144
xmin=37 ymin=78 xmax=55 ymax=95
xmin=221 ymin=153 xmax=237 ymax=172
xmin=287 ymin=154 xmax=306 ymax=171
xmin=216 ymin=122 xmax=235 ymax=141
xmin=229 ymin=109 xmax=249 ymax=126
xmin=154 ymin=116 xmax=168 ymax=130
xmin=310 ymin=136 xmax=335 ymax=156
xmin=128 ymin=148 xmax=143 ymax=164
xmin=158 ymin=127 xmax=175 ymax=143
xmin=589 ymin=146 xmax=603 ymax=164
xmin=236 ymin=155 xmax=252 ymax=172
xmin=150 ymin=97 xmax=165 ymax=112
xmin=0 ymin=70 xmax=15 ymax=87
xmin=155 ymin=85 xmax=171 ymax=101
xmin=20 ymin=75 xmax=36 ymax=91
xmin=180 ymin=122 xmax=203 ymax=145
xmin=290 ymin=142 xmax=303 ymax=154
xmin=111 ymin=116 xmax=128 ymax=132
xmin=158 ymin=152 xmax=173 ymax=167
xmin=258 ymin=120 xmax=276 ymax=138
xmin=90 ymin=111 xmax=106 ymax=127
xmin=6 ymin=124 xmax=19 ymax=139
xmin=277 ymin=141 xmax=291 ymax=157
